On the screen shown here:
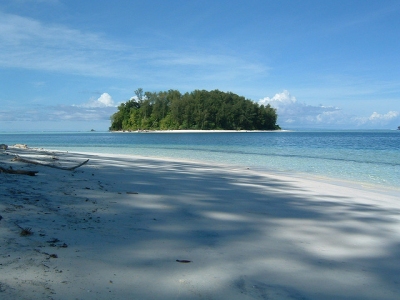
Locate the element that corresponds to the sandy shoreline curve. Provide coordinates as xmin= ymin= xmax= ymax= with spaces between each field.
xmin=1 ymin=146 xmax=400 ymax=299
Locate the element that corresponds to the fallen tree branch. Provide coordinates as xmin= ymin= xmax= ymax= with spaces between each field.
xmin=0 ymin=166 xmax=38 ymax=176
xmin=12 ymin=155 xmax=89 ymax=171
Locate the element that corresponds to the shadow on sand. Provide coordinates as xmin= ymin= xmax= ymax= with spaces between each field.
xmin=1 ymin=150 xmax=400 ymax=299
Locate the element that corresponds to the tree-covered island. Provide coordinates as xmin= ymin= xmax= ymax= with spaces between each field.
xmin=110 ymin=89 xmax=280 ymax=131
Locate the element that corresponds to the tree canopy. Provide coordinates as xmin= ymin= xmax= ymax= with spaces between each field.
xmin=109 ymin=89 xmax=280 ymax=131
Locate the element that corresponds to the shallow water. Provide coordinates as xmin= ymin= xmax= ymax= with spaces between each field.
xmin=1 ymin=130 xmax=399 ymax=188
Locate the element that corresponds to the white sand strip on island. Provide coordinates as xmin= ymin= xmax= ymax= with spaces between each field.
xmin=1 ymin=147 xmax=400 ymax=299
xmin=111 ymin=129 xmax=289 ymax=133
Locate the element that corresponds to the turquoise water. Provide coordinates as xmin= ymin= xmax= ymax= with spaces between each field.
xmin=1 ymin=131 xmax=399 ymax=189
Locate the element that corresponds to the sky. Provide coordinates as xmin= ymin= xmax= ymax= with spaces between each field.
xmin=0 ymin=0 xmax=399 ymax=131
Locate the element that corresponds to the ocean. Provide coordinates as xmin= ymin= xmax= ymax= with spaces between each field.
xmin=1 ymin=130 xmax=399 ymax=189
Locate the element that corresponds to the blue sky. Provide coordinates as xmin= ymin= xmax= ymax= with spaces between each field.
xmin=1 ymin=0 xmax=399 ymax=131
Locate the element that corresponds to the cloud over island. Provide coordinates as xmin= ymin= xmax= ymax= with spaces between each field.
xmin=259 ymin=90 xmax=399 ymax=129
xmin=76 ymin=93 xmax=117 ymax=108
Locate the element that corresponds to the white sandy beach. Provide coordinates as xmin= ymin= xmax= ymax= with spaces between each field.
xmin=1 ymin=146 xmax=400 ymax=299
xmin=111 ymin=129 xmax=288 ymax=133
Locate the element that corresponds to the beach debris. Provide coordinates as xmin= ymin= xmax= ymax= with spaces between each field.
xmin=14 ymin=222 xmax=34 ymax=236
xmin=12 ymin=155 xmax=89 ymax=171
xmin=13 ymin=144 xmax=28 ymax=149
xmin=176 ymin=260 xmax=192 ymax=263
xmin=126 ymin=191 xmax=139 ymax=194
xmin=47 ymin=238 xmax=60 ymax=243
xmin=0 ymin=165 xmax=38 ymax=176
xmin=35 ymin=249 xmax=59 ymax=259
xmin=46 ymin=237 xmax=68 ymax=248
xmin=20 ymin=227 xmax=33 ymax=236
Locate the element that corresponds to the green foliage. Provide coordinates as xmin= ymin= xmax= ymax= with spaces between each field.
xmin=109 ymin=89 xmax=280 ymax=131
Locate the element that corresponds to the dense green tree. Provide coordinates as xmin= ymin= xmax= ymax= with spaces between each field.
xmin=109 ymin=89 xmax=280 ymax=131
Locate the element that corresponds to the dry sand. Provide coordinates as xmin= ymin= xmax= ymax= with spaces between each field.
xmin=1 ymin=146 xmax=400 ymax=299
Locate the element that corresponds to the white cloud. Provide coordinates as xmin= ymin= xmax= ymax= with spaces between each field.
xmin=78 ymin=93 xmax=116 ymax=108
xmin=355 ymin=111 xmax=400 ymax=127
xmin=259 ymin=90 xmax=400 ymax=129
xmin=259 ymin=90 xmax=297 ymax=107
xmin=97 ymin=93 xmax=115 ymax=107
xmin=259 ymin=90 xmax=342 ymax=127
xmin=368 ymin=111 xmax=399 ymax=121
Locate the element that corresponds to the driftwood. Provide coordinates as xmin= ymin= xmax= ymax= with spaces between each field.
xmin=12 ymin=155 xmax=89 ymax=171
xmin=0 ymin=166 xmax=38 ymax=176
xmin=13 ymin=144 xmax=28 ymax=149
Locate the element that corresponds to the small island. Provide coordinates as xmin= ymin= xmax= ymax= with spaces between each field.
xmin=110 ymin=89 xmax=280 ymax=131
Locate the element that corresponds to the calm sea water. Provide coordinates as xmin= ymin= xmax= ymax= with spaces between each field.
xmin=1 ymin=131 xmax=399 ymax=189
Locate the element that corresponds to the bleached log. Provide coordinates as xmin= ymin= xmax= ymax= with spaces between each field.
xmin=0 ymin=166 xmax=38 ymax=176
xmin=12 ymin=155 xmax=89 ymax=171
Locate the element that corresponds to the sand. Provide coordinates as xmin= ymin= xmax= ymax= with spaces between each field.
xmin=1 ymin=146 xmax=400 ymax=299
